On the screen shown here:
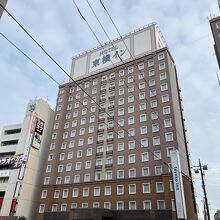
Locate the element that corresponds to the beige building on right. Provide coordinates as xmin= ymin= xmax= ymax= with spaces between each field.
xmin=37 ymin=23 xmax=198 ymax=220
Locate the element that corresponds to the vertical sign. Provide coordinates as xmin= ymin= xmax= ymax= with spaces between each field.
xmin=32 ymin=118 xmax=45 ymax=150
xmin=170 ymin=150 xmax=187 ymax=219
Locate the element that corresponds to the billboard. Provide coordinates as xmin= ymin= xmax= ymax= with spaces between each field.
xmin=32 ymin=118 xmax=45 ymax=150
xmin=170 ymin=149 xmax=187 ymax=219
xmin=0 ymin=154 xmax=23 ymax=169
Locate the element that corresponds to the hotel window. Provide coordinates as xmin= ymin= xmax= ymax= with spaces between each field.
xmin=138 ymin=62 xmax=144 ymax=70
xmin=104 ymin=202 xmax=111 ymax=209
xmin=170 ymin=180 xmax=174 ymax=191
xmin=85 ymin=160 xmax=91 ymax=169
xmin=128 ymin=76 xmax=134 ymax=83
xmin=90 ymin=115 xmax=95 ymax=123
xmin=66 ymin=113 xmax=71 ymax=119
xmin=153 ymin=136 xmax=160 ymax=146
xmin=48 ymin=154 xmax=53 ymax=161
xmin=82 ymin=203 xmax=88 ymax=208
xmin=128 ymin=106 xmax=134 ymax=113
xmin=139 ymin=103 xmax=146 ymax=110
xmin=142 ymin=152 xmax=149 ymax=162
xmin=51 ymin=204 xmax=58 ymax=212
xmin=93 ymin=202 xmax=100 ymax=208
xmin=162 ymin=94 xmax=169 ymax=103
xmin=150 ymin=100 xmax=157 ymax=108
xmin=148 ymin=69 xmax=155 ymax=76
xmin=167 ymin=147 xmax=175 ymax=157
xmin=83 ymin=188 xmax=89 ymax=197
xmin=129 ymin=201 xmax=136 ymax=210
xmin=61 ymin=204 xmax=67 ymax=211
xmin=118 ymin=143 xmax=124 ymax=151
xmin=143 ymin=200 xmax=151 ymax=210
xmin=142 ymin=183 xmax=150 ymax=193
xmin=46 ymin=165 xmax=51 ymax=173
xmin=128 ymin=154 xmax=135 ymax=163
xmin=62 ymin=189 xmax=69 ymax=198
xmin=58 ymin=165 xmax=63 ymax=172
xmin=106 ymin=157 xmax=113 ymax=166
xmin=139 ymin=92 xmax=145 ymax=100
xmin=118 ymin=98 xmax=124 ymax=105
xmin=156 ymin=182 xmax=164 ymax=193
xmin=71 ymin=203 xmax=77 ymax=209
xmin=82 ymin=108 xmax=87 ymax=115
xmin=84 ymin=82 xmax=89 ymax=88
xmin=128 ymin=66 xmax=134 ymax=73
xmin=128 ymin=117 xmax=134 ymax=125
xmin=159 ymin=62 xmax=166 ymax=70
xmin=39 ymin=204 xmax=45 ymax=213
xmin=91 ymin=106 xmax=96 ymax=112
xmin=70 ymin=130 xmax=76 ymax=137
xmin=68 ymin=96 xmax=73 ymax=102
xmin=157 ymin=200 xmax=166 ymax=209
xmin=151 ymin=111 xmax=158 ymax=120
xmin=140 ymin=126 xmax=147 ymax=134
xmin=41 ymin=190 xmax=47 ymax=198
xmin=64 ymin=176 xmax=70 ymax=184
xmin=128 ymin=95 xmax=134 ymax=103
xmin=105 ymin=171 xmax=112 ymax=180
xmin=66 ymin=163 xmax=72 ymax=172
xmin=164 ymin=118 xmax=172 ymax=128
xmin=74 ymin=175 xmax=80 ymax=183
xmin=118 ymin=108 xmax=124 ymax=116
xmin=117 ymin=201 xmax=124 ymax=210
xmin=118 ymin=119 xmax=124 ymax=127
xmin=56 ymin=177 xmax=62 ymax=185
xmin=62 ymin=132 xmax=68 ymax=139
xmin=163 ymin=106 xmax=171 ymax=115
xmin=88 ymin=137 xmax=93 ymax=145
xmin=75 ymin=93 xmax=80 ymax=99
xmin=117 ymin=156 xmax=124 ymax=165
xmin=64 ymin=122 xmax=70 ymax=129
xmin=75 ymin=162 xmax=81 ymax=171
xmin=89 ymin=126 xmax=94 ymax=133
xmin=155 ymin=166 xmax=163 ymax=175
xmin=96 ymin=146 xmax=103 ymax=154
xmin=139 ymin=82 xmax=145 ymax=89
xmin=58 ymin=96 xmax=63 ymax=102
xmin=95 ymin=172 xmax=101 ymax=181
xmin=52 ymin=133 xmax=57 ymax=139
xmin=129 ymin=184 xmax=136 ymax=194
xmin=78 ymin=139 xmax=84 ymax=147
xmin=79 ymin=128 xmax=85 ymax=136
xmin=160 ymin=72 xmax=167 ymax=80
xmin=118 ymin=130 xmax=124 ymax=139
xmin=139 ymin=72 xmax=144 ymax=79
xmin=55 ymin=114 xmax=60 ymax=120
xmin=92 ymin=88 xmax=97 ymax=94
xmin=141 ymin=138 xmax=148 ymax=147
xmin=117 ymin=170 xmax=124 ymax=179
xmin=119 ymin=79 xmax=124 ymax=86
xmin=76 ymin=85 xmax=81 ymax=91
xmin=128 ymin=140 xmax=135 ymax=149
xmin=72 ymin=120 xmax=77 ymax=127
xmin=128 ymin=85 xmax=134 ymax=93
xmin=129 ymin=168 xmax=136 ymax=177
xmin=69 ymin=141 xmax=75 ymax=148
xmin=93 ymin=79 xmax=98 ymax=85
xmin=73 ymin=111 xmax=78 ymax=118
xmin=87 ymin=148 xmax=93 ymax=156
xmin=54 ymin=190 xmax=60 ymax=198
xmin=149 ymin=79 xmax=155 ymax=86
xmin=117 ymin=185 xmax=124 ymax=195
xmin=67 ymin=104 xmax=72 ymax=110
xmin=72 ymin=188 xmax=79 ymax=197
xmin=158 ymin=53 xmax=165 ymax=60
xmin=81 ymin=118 xmax=86 ymax=125
xmin=140 ymin=114 xmax=147 ymax=122
xmin=148 ymin=59 xmax=154 ymax=67
xmin=152 ymin=123 xmax=159 ymax=132
xmin=105 ymin=186 xmax=111 ymax=195
xmin=77 ymin=150 xmax=83 ymax=158
xmin=150 ymin=89 xmax=156 ymax=97
xmin=94 ymin=187 xmax=100 ymax=196
xmin=54 ymin=123 xmax=59 ymax=130
xmin=128 ymin=128 xmax=135 ymax=137
xmin=59 ymin=153 xmax=65 ymax=161
xmin=74 ymin=102 xmax=79 ymax=108
xmin=69 ymin=87 xmax=74 ymax=93
xmin=119 ymin=69 xmax=124 ymax=76
xmin=102 ymin=75 xmax=107 ymax=81
xmin=154 ymin=151 xmax=161 ymax=160
xmin=119 ymin=88 xmax=124 ymax=95
xmin=165 ymin=132 xmax=174 ymax=142
xmin=161 ymin=83 xmax=168 ymax=91
xmin=142 ymin=167 xmax=150 ymax=176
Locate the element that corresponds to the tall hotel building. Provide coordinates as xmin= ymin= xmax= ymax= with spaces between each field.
xmin=37 ymin=24 xmax=198 ymax=220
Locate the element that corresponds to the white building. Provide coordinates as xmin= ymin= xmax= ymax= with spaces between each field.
xmin=0 ymin=99 xmax=54 ymax=219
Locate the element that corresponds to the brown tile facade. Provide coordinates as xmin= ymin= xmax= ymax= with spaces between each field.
xmin=36 ymin=48 xmax=197 ymax=220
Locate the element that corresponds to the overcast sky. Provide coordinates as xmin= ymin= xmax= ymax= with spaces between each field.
xmin=0 ymin=0 xmax=220 ymax=218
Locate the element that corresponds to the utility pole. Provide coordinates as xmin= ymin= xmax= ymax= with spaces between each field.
xmin=194 ymin=160 xmax=210 ymax=220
